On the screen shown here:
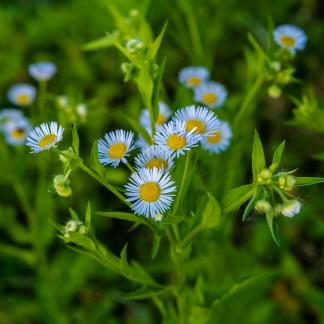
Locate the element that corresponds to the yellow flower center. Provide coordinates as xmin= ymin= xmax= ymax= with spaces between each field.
xmin=16 ymin=93 xmax=31 ymax=105
xmin=202 ymin=92 xmax=217 ymax=105
xmin=280 ymin=35 xmax=296 ymax=48
xmin=108 ymin=143 xmax=127 ymax=159
xmin=39 ymin=134 xmax=57 ymax=148
xmin=11 ymin=128 xmax=26 ymax=140
xmin=156 ymin=114 xmax=166 ymax=125
xmin=139 ymin=182 xmax=160 ymax=202
xmin=186 ymin=119 xmax=206 ymax=134
xmin=207 ymin=131 xmax=222 ymax=144
xmin=167 ymin=134 xmax=186 ymax=150
xmin=187 ymin=76 xmax=202 ymax=87
xmin=146 ymin=158 xmax=167 ymax=169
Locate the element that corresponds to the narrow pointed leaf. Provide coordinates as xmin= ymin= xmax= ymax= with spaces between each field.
xmin=265 ymin=211 xmax=280 ymax=246
xmin=252 ymin=130 xmax=265 ymax=181
xmin=151 ymin=234 xmax=161 ymax=260
xmin=242 ymin=190 xmax=258 ymax=221
xmin=272 ymin=141 xmax=285 ymax=167
xmin=148 ymin=20 xmax=168 ymax=60
xmin=222 ymin=184 xmax=256 ymax=214
xmin=72 ymin=123 xmax=79 ymax=156
xmin=295 ymin=177 xmax=324 ymax=186
xmin=202 ymin=192 xmax=221 ymax=229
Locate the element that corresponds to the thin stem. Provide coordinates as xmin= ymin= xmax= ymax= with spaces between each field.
xmin=172 ymin=152 xmax=191 ymax=216
xmin=77 ymin=161 xmax=131 ymax=207
xmin=126 ymin=162 xmax=135 ymax=173
xmin=233 ymin=74 xmax=264 ymax=129
xmin=176 ymin=224 xmax=203 ymax=251
xmin=38 ymin=81 xmax=47 ymax=119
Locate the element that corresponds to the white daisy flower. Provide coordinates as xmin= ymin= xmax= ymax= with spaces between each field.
xmin=201 ymin=121 xmax=232 ymax=153
xmin=0 ymin=109 xmax=24 ymax=132
xmin=194 ymin=82 xmax=228 ymax=109
xmin=154 ymin=120 xmax=201 ymax=158
xmin=28 ymin=61 xmax=57 ymax=81
xmin=178 ymin=66 xmax=209 ymax=89
xmin=273 ymin=25 xmax=307 ymax=53
xmin=134 ymin=145 xmax=174 ymax=172
xmin=4 ymin=117 xmax=32 ymax=146
xmin=281 ymin=199 xmax=301 ymax=217
xmin=7 ymin=84 xmax=37 ymax=107
xmin=98 ymin=130 xmax=136 ymax=167
xmin=173 ymin=105 xmax=220 ymax=137
xmin=125 ymin=167 xmax=177 ymax=218
xmin=26 ymin=121 xmax=64 ymax=153
xmin=139 ymin=101 xmax=171 ymax=133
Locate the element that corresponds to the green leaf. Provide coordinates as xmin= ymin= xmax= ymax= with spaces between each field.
xmin=211 ymin=272 xmax=275 ymax=308
xmin=201 ymin=192 xmax=221 ymax=229
xmin=247 ymin=33 xmax=267 ymax=60
xmin=271 ymin=141 xmax=285 ymax=168
xmin=90 ymin=140 xmax=105 ymax=176
xmin=125 ymin=287 xmax=168 ymax=300
xmin=0 ymin=244 xmax=35 ymax=266
xmin=242 ymin=190 xmax=258 ymax=221
xmin=120 ymin=112 xmax=152 ymax=144
xmin=82 ymin=33 xmax=117 ymax=51
xmin=151 ymin=234 xmax=161 ymax=260
xmin=106 ymin=4 xmax=133 ymax=36
xmin=295 ymin=177 xmax=324 ymax=186
xmin=265 ymin=211 xmax=280 ymax=246
xmin=252 ymin=130 xmax=265 ymax=181
xmin=152 ymin=57 xmax=167 ymax=121
xmin=160 ymin=215 xmax=184 ymax=224
xmin=222 ymin=184 xmax=256 ymax=214
xmin=71 ymin=123 xmax=79 ymax=156
xmin=96 ymin=211 xmax=148 ymax=225
xmin=69 ymin=208 xmax=79 ymax=220
xmin=120 ymin=244 xmax=129 ymax=276
xmin=85 ymin=201 xmax=91 ymax=230
xmin=147 ymin=20 xmax=168 ymax=60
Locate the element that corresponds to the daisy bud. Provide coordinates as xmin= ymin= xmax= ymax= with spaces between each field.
xmin=270 ymin=61 xmax=281 ymax=71
xmin=54 ymin=175 xmax=72 ymax=198
xmin=155 ymin=213 xmax=164 ymax=222
xmin=281 ymin=200 xmax=301 ymax=217
xmin=78 ymin=225 xmax=88 ymax=235
xmin=126 ymin=38 xmax=144 ymax=53
xmin=258 ymin=169 xmax=272 ymax=183
xmin=255 ymin=200 xmax=272 ymax=214
xmin=65 ymin=219 xmax=82 ymax=233
xmin=278 ymin=175 xmax=296 ymax=191
xmin=268 ymin=84 xmax=282 ymax=98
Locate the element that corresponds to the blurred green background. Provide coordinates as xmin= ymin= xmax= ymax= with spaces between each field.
xmin=0 ymin=0 xmax=324 ymax=323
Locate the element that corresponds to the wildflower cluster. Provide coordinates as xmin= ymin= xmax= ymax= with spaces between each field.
xmin=0 ymin=62 xmax=57 ymax=146
xmin=260 ymin=24 xmax=308 ymax=98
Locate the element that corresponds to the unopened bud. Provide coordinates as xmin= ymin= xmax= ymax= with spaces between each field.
xmin=281 ymin=200 xmax=301 ymax=217
xmin=155 ymin=213 xmax=163 ymax=222
xmin=255 ymin=200 xmax=272 ymax=214
xmin=65 ymin=219 xmax=82 ymax=233
xmin=270 ymin=61 xmax=281 ymax=71
xmin=54 ymin=175 xmax=72 ymax=198
xmin=268 ymin=84 xmax=282 ymax=98
xmin=78 ymin=225 xmax=88 ymax=234
xmin=126 ymin=38 xmax=144 ymax=53
xmin=258 ymin=169 xmax=272 ymax=183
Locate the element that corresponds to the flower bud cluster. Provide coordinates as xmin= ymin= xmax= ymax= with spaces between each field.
xmin=63 ymin=219 xmax=87 ymax=239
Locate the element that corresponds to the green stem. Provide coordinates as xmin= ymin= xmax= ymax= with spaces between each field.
xmin=233 ymin=74 xmax=264 ymax=129
xmin=77 ymin=161 xmax=131 ymax=207
xmin=38 ymin=80 xmax=47 ymax=119
xmin=172 ymin=152 xmax=191 ymax=216
xmin=176 ymin=224 xmax=203 ymax=252
xmin=126 ymin=162 xmax=135 ymax=173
